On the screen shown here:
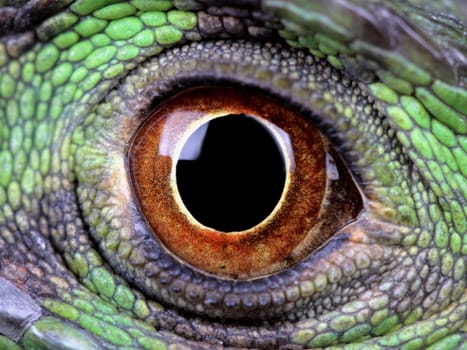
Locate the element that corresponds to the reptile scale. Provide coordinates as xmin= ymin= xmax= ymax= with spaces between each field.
xmin=0 ymin=1 xmax=466 ymax=349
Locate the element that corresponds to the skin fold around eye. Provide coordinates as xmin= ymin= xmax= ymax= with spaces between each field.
xmin=74 ymin=40 xmax=391 ymax=327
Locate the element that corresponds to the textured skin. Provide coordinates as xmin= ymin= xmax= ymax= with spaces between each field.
xmin=0 ymin=0 xmax=465 ymax=349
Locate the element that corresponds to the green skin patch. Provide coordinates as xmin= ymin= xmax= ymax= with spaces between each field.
xmin=0 ymin=0 xmax=465 ymax=349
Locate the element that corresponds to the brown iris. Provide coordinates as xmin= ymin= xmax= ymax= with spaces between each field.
xmin=129 ymin=86 xmax=353 ymax=279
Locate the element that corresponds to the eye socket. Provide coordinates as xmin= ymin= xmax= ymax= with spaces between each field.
xmin=128 ymin=86 xmax=362 ymax=279
xmin=75 ymin=40 xmax=369 ymax=321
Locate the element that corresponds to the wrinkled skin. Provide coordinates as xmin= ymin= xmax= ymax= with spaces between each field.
xmin=0 ymin=1 xmax=465 ymax=349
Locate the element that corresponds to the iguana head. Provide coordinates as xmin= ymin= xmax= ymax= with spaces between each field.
xmin=0 ymin=1 xmax=465 ymax=349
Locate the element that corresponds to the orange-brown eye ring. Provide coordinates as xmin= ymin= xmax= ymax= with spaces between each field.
xmin=129 ymin=86 xmax=338 ymax=279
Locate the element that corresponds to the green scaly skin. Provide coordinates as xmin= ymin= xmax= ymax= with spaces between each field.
xmin=0 ymin=0 xmax=465 ymax=349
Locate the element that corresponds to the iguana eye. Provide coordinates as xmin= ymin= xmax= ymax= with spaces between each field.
xmin=75 ymin=39 xmax=386 ymax=325
xmin=128 ymin=86 xmax=361 ymax=279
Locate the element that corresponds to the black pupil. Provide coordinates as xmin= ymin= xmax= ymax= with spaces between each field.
xmin=176 ymin=114 xmax=286 ymax=232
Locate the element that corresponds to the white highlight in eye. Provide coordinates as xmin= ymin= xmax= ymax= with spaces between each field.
xmin=178 ymin=122 xmax=209 ymax=161
xmin=326 ymin=153 xmax=339 ymax=180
